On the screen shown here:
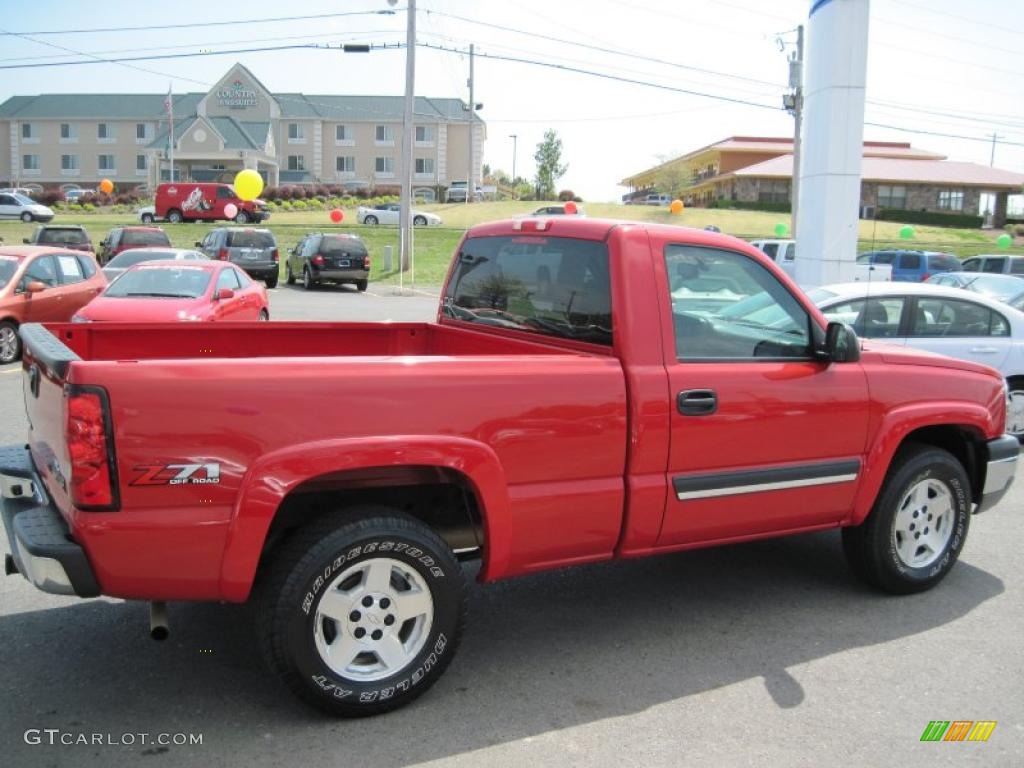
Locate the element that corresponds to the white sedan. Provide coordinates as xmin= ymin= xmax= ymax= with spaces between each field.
xmin=813 ymin=282 xmax=1024 ymax=436
xmin=356 ymin=203 xmax=442 ymax=227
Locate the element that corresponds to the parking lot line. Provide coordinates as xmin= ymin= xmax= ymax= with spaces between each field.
xmin=1 ymin=368 xmax=19 ymax=375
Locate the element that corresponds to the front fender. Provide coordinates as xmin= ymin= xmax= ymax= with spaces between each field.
xmin=850 ymin=401 xmax=993 ymax=525
xmin=219 ymin=435 xmax=510 ymax=602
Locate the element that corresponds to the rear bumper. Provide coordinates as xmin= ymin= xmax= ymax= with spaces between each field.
xmin=976 ymin=434 xmax=1018 ymax=514
xmin=314 ymin=267 xmax=370 ymax=281
xmin=0 ymin=444 xmax=100 ymax=597
xmin=234 ymin=263 xmax=277 ymax=279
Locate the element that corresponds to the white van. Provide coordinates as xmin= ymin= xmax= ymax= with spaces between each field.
xmin=750 ymin=239 xmax=892 ymax=285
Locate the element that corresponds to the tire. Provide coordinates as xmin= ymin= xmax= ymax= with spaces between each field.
xmin=1005 ymin=376 xmax=1024 ymax=441
xmin=235 ymin=211 xmax=250 ymax=224
xmin=286 ymin=262 xmax=296 ymax=285
xmin=257 ymin=508 xmax=466 ymax=717
xmin=21 ymin=212 xmax=32 ymax=223
xmin=413 ymin=215 xmax=426 ymax=227
xmin=0 ymin=321 xmax=21 ymax=365
xmin=303 ymin=267 xmax=314 ymax=290
xmin=364 ymin=215 xmax=378 ymax=226
xmin=356 ymin=279 xmax=368 ymax=292
xmin=258 ymin=309 xmax=269 ymax=321
xmin=265 ymin=273 xmax=279 ymax=289
xmin=167 ymin=209 xmax=183 ymax=224
xmin=141 ymin=213 xmax=155 ymax=224
xmin=842 ymin=444 xmax=970 ymax=594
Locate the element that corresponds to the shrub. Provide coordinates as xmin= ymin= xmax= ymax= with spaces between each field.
xmin=875 ymin=208 xmax=983 ymax=228
xmin=35 ymin=190 xmax=63 ymax=206
xmin=1013 ymin=224 xmax=1024 ymax=237
xmin=711 ymin=198 xmax=791 ymax=213
xmin=291 ymin=200 xmax=308 ymax=211
xmin=557 ymin=189 xmax=575 ymax=202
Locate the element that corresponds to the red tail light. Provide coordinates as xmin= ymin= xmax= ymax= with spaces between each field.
xmin=272 ymin=248 xmax=279 ymax=262
xmin=312 ymin=254 xmax=325 ymax=267
xmin=65 ymin=387 xmax=118 ymax=510
xmin=217 ymin=248 xmax=228 ymax=260
xmin=921 ymin=272 xmax=930 ymax=281
xmin=364 ymin=256 xmax=371 ymax=268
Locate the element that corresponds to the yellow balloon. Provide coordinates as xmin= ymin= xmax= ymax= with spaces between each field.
xmin=234 ymin=169 xmax=264 ymax=201
xmin=670 ymin=199 xmax=683 ymax=214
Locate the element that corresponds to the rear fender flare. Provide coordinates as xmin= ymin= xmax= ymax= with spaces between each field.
xmin=219 ymin=435 xmax=510 ymax=601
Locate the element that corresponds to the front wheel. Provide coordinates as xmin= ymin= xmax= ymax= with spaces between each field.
xmin=0 ymin=321 xmax=21 ymax=364
xmin=286 ymin=262 xmax=296 ymax=285
xmin=21 ymin=212 xmax=32 ymax=223
xmin=1005 ymin=376 xmax=1024 ymax=441
xmin=235 ymin=211 xmax=250 ymax=224
xmin=257 ymin=508 xmax=466 ymax=716
xmin=842 ymin=444 xmax=970 ymax=594
xmin=258 ymin=309 xmax=269 ymax=321
xmin=141 ymin=213 xmax=155 ymax=224
xmin=363 ymin=215 xmax=378 ymax=226
xmin=413 ymin=215 xmax=426 ymax=227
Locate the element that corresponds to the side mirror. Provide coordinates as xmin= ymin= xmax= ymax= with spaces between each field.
xmin=23 ymin=238 xmax=31 ymax=244
xmin=26 ymin=281 xmax=47 ymax=294
xmin=818 ymin=321 xmax=860 ymax=363
xmin=194 ymin=241 xmax=203 ymax=247
xmin=215 ymin=287 xmax=235 ymax=301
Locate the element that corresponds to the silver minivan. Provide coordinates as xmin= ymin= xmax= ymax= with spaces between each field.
xmin=197 ymin=227 xmax=279 ymax=288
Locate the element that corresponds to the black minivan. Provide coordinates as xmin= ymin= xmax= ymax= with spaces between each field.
xmin=287 ymin=232 xmax=370 ymax=291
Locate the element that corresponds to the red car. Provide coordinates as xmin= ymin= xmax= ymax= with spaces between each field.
xmin=73 ymin=260 xmax=269 ymax=323
xmin=98 ymin=226 xmax=172 ymax=265
xmin=0 ymin=245 xmax=105 ymax=363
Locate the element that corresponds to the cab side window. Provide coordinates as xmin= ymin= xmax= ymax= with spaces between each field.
xmin=216 ymin=268 xmax=241 ymax=292
xmin=216 ymin=186 xmax=234 ymax=199
xmin=21 ymin=255 xmax=58 ymax=288
xmin=666 ymin=245 xmax=812 ymax=360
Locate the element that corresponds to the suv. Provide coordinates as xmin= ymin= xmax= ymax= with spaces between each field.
xmin=197 ymin=227 xmax=279 ymax=288
xmin=857 ymin=249 xmax=960 ymax=282
xmin=98 ymin=226 xmax=171 ymax=264
xmin=961 ymin=254 xmax=1024 ymax=275
xmin=155 ymin=182 xmax=269 ymax=224
xmin=445 ymin=182 xmax=482 ymax=203
xmin=22 ymin=225 xmax=93 ymax=253
xmin=287 ymin=232 xmax=370 ymax=291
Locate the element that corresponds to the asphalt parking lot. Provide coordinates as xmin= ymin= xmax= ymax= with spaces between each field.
xmin=0 ymin=286 xmax=1021 ymax=767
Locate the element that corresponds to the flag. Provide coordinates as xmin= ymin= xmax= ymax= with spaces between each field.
xmin=164 ymin=84 xmax=173 ymax=125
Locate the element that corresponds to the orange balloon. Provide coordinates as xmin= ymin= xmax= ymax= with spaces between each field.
xmin=670 ymin=199 xmax=683 ymax=214
xmin=564 ymin=200 xmax=578 ymax=214
xmin=99 ymin=178 xmax=114 ymax=194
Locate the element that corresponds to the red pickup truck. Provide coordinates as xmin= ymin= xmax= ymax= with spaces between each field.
xmin=1 ymin=218 xmax=1017 ymax=717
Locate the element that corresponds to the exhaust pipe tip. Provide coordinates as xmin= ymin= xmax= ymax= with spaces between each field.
xmin=149 ymin=601 xmax=169 ymax=641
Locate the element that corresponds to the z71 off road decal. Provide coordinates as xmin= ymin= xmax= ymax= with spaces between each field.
xmin=131 ymin=463 xmax=221 ymax=486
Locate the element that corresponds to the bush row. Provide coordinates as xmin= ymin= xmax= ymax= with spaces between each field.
xmin=261 ymin=184 xmax=401 ymax=202
xmin=875 ymin=208 xmax=983 ymax=228
xmin=709 ymin=199 xmax=792 ymax=213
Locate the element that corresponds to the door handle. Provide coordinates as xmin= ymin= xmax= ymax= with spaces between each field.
xmin=970 ymin=346 xmax=999 ymax=354
xmin=677 ymin=389 xmax=717 ymax=416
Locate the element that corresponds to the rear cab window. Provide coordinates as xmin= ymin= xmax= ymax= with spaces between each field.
xmin=38 ymin=228 xmax=88 ymax=245
xmin=443 ymin=235 xmax=612 ymax=346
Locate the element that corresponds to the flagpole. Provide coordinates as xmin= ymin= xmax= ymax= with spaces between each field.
xmin=167 ymin=85 xmax=174 ymax=183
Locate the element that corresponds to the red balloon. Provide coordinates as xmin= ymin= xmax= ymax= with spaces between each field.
xmin=330 ymin=208 xmax=344 ymax=223
xmin=564 ymin=200 xmax=578 ymax=215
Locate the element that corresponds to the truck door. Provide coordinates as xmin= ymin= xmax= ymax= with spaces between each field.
xmin=656 ymin=242 xmax=870 ymax=546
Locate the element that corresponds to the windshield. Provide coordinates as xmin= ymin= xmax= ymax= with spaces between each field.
xmin=442 ymin=235 xmax=613 ymax=346
xmin=122 ymin=230 xmax=171 ymax=246
xmin=0 ymin=258 xmax=17 ymax=289
xmin=14 ymin=194 xmax=35 ymax=206
xmin=226 ymin=231 xmax=274 ymax=248
xmin=106 ymin=249 xmax=180 ymax=269
xmin=38 ymin=228 xmax=88 ymax=245
xmin=105 ymin=265 xmax=212 ymax=299
xmin=965 ymin=274 xmax=1024 ymax=301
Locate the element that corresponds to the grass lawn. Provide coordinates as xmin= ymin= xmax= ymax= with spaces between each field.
xmin=0 ymin=203 xmax=1017 ymax=287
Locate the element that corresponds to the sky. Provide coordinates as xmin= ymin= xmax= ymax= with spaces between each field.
xmin=0 ymin=0 xmax=1021 ymax=203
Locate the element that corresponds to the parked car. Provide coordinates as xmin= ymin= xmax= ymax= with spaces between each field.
xmin=98 ymin=226 xmax=172 ymax=264
xmin=74 ymin=260 xmax=268 ymax=323
xmin=445 ymin=182 xmax=482 ymax=203
xmin=196 ymin=227 xmax=279 ymax=288
xmin=0 ymin=192 xmax=54 ymax=223
xmin=750 ymin=239 xmax=892 ymax=283
xmin=0 ymin=245 xmax=106 ymax=363
xmin=810 ymin=281 xmax=1024 ymax=437
xmin=961 ymin=254 xmax=1024 ymax=275
xmin=857 ymin=249 xmax=960 ymax=282
xmin=926 ymin=272 xmax=1024 ymax=308
xmin=136 ymin=205 xmax=165 ymax=224
xmin=155 ymin=182 xmax=269 ymax=224
xmin=287 ymin=233 xmax=370 ymax=291
xmin=102 ymin=247 xmax=208 ymax=282
xmin=22 ymin=225 xmax=94 ymax=253
xmin=356 ymin=203 xmax=441 ymax=227
xmin=64 ymin=188 xmax=95 ymax=203
xmin=2 ymin=217 xmax=1016 ymax=718
xmin=530 ymin=205 xmax=586 ymax=216
xmin=643 ymin=193 xmax=672 ymax=206
xmin=0 ymin=187 xmax=39 ymax=199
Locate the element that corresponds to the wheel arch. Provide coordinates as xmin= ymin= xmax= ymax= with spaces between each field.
xmin=220 ymin=436 xmax=511 ymax=602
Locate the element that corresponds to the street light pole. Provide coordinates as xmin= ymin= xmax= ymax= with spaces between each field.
xmin=509 ymin=134 xmax=517 ymax=185
xmin=398 ymin=0 xmax=415 ymax=277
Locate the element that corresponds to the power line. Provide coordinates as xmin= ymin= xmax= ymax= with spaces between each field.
xmin=862 ymin=120 xmax=1024 ymax=148
xmin=0 ymin=42 xmax=341 ymax=70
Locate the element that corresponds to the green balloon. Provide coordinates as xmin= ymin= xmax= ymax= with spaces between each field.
xmin=899 ymin=225 xmax=914 ymax=240
xmin=996 ymin=233 xmax=1012 ymax=250
xmin=774 ymin=222 xmax=788 ymax=237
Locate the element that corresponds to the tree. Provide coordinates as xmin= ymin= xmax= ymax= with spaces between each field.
xmin=534 ymin=129 xmax=568 ymax=200
xmin=653 ymin=153 xmax=687 ymax=199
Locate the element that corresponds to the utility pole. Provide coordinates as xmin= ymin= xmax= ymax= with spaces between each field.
xmin=398 ymin=0 xmax=416 ymax=276
xmin=509 ymin=134 xmax=517 ymax=185
xmin=988 ymin=132 xmax=1003 ymax=166
xmin=466 ymin=44 xmax=475 ymax=205
xmin=784 ymin=25 xmax=804 ymax=236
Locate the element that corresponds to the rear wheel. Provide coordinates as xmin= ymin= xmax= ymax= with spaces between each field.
xmin=257 ymin=508 xmax=466 ymax=716
xmin=286 ymin=262 xmax=296 ymax=285
xmin=0 ymin=321 xmax=21 ymax=364
xmin=140 ymin=213 xmax=155 ymax=224
xmin=265 ymin=273 xmax=278 ymax=289
xmin=1005 ymin=377 xmax=1024 ymax=440
xmin=364 ymin=215 xmax=378 ymax=226
xmin=167 ymin=209 xmax=183 ymax=224
xmin=842 ymin=444 xmax=970 ymax=594
xmin=235 ymin=211 xmax=250 ymax=224
xmin=356 ymin=279 xmax=368 ymax=292
xmin=303 ymin=266 xmax=314 ymax=290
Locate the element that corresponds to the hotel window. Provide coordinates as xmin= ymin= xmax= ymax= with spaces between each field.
xmin=21 ymin=123 xmax=37 ymax=140
xmin=375 ymin=156 xmax=394 ymax=174
xmin=335 ymin=125 xmax=352 ymax=142
xmin=375 ymin=125 xmax=394 ymax=144
xmin=415 ymin=125 xmax=434 ymax=143
xmin=336 ymin=156 xmax=355 ymax=173
xmin=136 ymin=123 xmax=151 ymax=141
xmin=98 ymin=154 xmax=116 ymax=171
xmin=61 ymin=154 xmax=80 ymax=170
xmin=22 ymin=155 xmax=40 ymax=171
xmin=136 ymin=154 xmax=148 ymax=171
xmin=415 ymin=157 xmax=435 ymax=174
xmin=877 ymin=184 xmax=907 ymax=209
xmin=60 ymin=123 xmax=78 ymax=141
xmin=757 ymin=179 xmax=790 ymax=204
xmin=288 ymin=123 xmax=304 ymax=140
xmin=937 ymin=189 xmax=964 ymax=211
xmin=287 ymin=155 xmax=305 ymax=171
xmin=98 ymin=123 xmax=115 ymax=140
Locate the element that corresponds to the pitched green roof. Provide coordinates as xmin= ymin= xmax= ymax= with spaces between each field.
xmin=0 ymin=93 xmax=202 ymax=119
xmin=278 ymin=94 xmax=476 ymax=122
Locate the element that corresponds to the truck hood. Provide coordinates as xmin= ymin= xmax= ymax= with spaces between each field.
xmin=862 ymin=339 xmax=1002 ymax=379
